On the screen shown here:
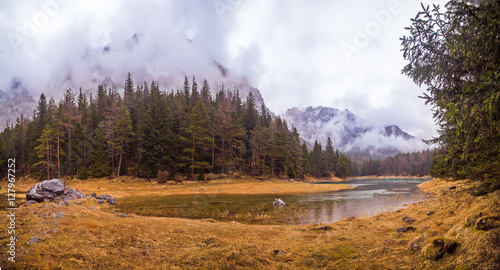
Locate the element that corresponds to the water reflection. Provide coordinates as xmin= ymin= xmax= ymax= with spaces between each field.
xmin=116 ymin=178 xmax=430 ymax=225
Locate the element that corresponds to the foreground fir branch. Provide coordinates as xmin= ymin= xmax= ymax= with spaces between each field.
xmin=401 ymin=0 xmax=500 ymax=192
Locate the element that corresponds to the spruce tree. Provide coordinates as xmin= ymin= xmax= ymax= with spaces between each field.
xmin=140 ymin=83 xmax=175 ymax=178
xmin=115 ymin=106 xmax=134 ymax=177
xmin=183 ymin=101 xmax=211 ymax=179
xmin=91 ymin=123 xmax=110 ymax=177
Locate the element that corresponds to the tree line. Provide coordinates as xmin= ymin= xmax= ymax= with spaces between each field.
xmin=0 ymin=73 xmax=354 ymax=181
xmin=357 ymin=150 xmax=433 ymax=177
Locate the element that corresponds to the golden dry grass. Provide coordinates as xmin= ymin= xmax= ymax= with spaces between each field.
xmin=1 ymin=178 xmax=499 ymax=269
xmin=8 ymin=176 xmax=354 ymax=199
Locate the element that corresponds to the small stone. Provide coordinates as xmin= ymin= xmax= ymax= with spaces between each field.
xmin=449 ymin=186 xmax=457 ymax=190
xmin=403 ymin=216 xmax=414 ymax=223
xmin=272 ymin=198 xmax=286 ymax=206
xmin=27 ymin=237 xmax=38 ymax=245
xmin=317 ymin=225 xmax=331 ymax=231
xmin=274 ymin=250 xmax=285 ymax=256
xmin=426 ymin=211 xmax=435 ymax=216
xmin=396 ymin=226 xmax=416 ymax=233
xmin=97 ymin=199 xmax=104 ymax=205
xmin=25 ymin=200 xmax=37 ymax=205
xmin=95 ymin=194 xmax=116 ymax=205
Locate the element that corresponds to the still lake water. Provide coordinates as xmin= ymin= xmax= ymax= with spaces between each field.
xmin=115 ymin=178 xmax=431 ymax=225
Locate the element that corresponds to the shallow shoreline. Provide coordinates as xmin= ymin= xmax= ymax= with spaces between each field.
xmin=1 ymin=177 xmax=498 ymax=269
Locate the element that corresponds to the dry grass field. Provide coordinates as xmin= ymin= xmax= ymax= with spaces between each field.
xmin=1 ymin=177 xmax=498 ymax=269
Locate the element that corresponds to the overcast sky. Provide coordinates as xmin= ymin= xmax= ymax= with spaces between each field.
xmin=0 ymin=0 xmax=448 ymax=140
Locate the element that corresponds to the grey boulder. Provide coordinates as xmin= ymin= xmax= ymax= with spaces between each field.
xmin=95 ymin=194 xmax=116 ymax=205
xmin=26 ymin=179 xmax=65 ymax=202
xmin=60 ymin=187 xmax=85 ymax=201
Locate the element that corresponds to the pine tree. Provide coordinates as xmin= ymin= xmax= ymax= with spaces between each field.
xmin=183 ymin=101 xmax=211 ymax=179
xmin=115 ymin=106 xmax=134 ymax=177
xmin=91 ymin=123 xmax=110 ymax=177
xmin=63 ymin=89 xmax=77 ymax=175
xmin=140 ymin=83 xmax=175 ymax=177
xmin=53 ymin=105 xmax=66 ymax=179
xmin=34 ymin=124 xmax=56 ymax=180
xmin=124 ymin=72 xmax=134 ymax=109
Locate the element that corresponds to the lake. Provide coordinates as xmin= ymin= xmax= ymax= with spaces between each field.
xmin=115 ymin=178 xmax=431 ymax=225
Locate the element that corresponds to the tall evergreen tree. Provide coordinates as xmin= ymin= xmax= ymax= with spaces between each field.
xmin=183 ymin=101 xmax=211 ymax=179
xmin=140 ymin=82 xmax=175 ymax=177
xmin=91 ymin=123 xmax=110 ymax=177
xmin=115 ymin=106 xmax=134 ymax=177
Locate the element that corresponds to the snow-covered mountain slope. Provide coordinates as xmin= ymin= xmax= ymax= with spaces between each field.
xmin=283 ymin=106 xmax=424 ymax=157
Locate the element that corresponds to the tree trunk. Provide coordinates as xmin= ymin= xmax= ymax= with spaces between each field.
xmin=117 ymin=142 xmax=123 ymax=177
xmin=221 ymin=136 xmax=225 ymax=174
xmin=211 ymin=125 xmax=215 ymax=169
xmin=191 ymin=121 xmax=196 ymax=180
xmin=111 ymin=131 xmax=115 ymax=175
xmin=57 ymin=127 xmax=60 ymax=179
xmin=68 ymin=126 xmax=71 ymax=175
xmin=46 ymin=140 xmax=50 ymax=180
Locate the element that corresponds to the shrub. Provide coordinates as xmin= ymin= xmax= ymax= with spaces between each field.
xmin=198 ymin=171 xmax=205 ymax=181
xmin=79 ymin=167 xmax=89 ymax=180
xmin=156 ymin=170 xmax=169 ymax=184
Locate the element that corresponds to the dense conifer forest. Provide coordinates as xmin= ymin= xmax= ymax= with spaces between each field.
xmin=357 ymin=150 xmax=434 ymax=177
xmin=0 ymin=74 xmax=355 ymax=180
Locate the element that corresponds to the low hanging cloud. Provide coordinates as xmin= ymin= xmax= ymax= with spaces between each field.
xmin=0 ymin=0 xmax=446 ymax=142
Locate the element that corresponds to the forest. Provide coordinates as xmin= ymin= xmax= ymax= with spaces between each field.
xmin=0 ymin=74 xmax=355 ymax=181
xmin=357 ymin=150 xmax=433 ymax=176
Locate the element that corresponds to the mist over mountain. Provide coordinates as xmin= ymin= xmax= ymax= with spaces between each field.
xmin=283 ymin=106 xmax=425 ymax=157
xmin=0 ymin=78 xmax=35 ymax=127
xmin=0 ymin=31 xmax=267 ymax=130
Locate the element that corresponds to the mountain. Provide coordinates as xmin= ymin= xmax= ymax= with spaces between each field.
xmin=283 ymin=106 xmax=420 ymax=158
xmin=0 ymin=27 xmax=276 ymax=131
xmin=0 ymin=78 xmax=35 ymax=129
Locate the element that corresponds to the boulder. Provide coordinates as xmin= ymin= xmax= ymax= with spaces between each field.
xmin=272 ymin=198 xmax=286 ymax=206
xmin=60 ymin=187 xmax=85 ymax=201
xmin=25 ymin=179 xmax=65 ymax=202
xmin=95 ymin=194 xmax=116 ymax=205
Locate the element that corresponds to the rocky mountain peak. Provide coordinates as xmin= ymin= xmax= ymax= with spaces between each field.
xmin=283 ymin=106 xmax=422 ymax=157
